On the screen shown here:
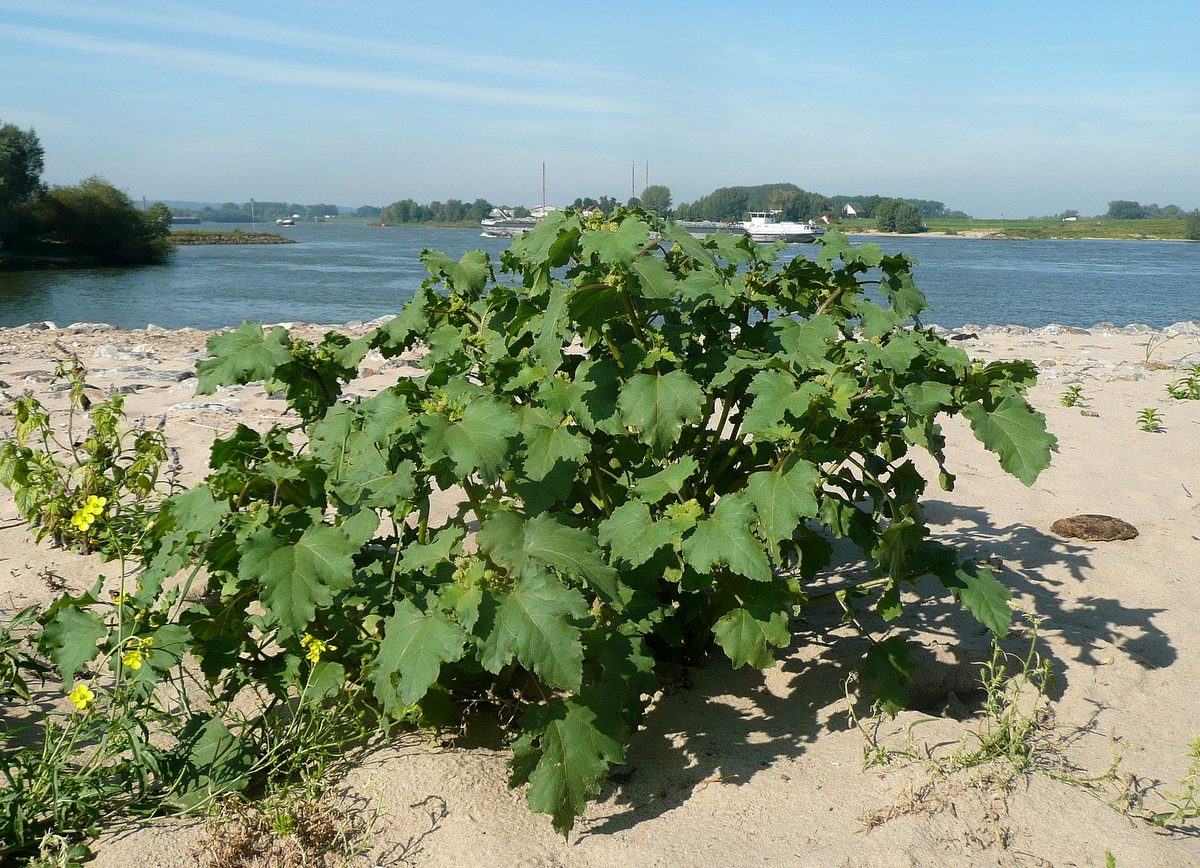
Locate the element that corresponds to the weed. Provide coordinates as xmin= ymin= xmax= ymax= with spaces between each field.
xmin=1165 ymin=364 xmax=1200 ymax=400
xmin=1136 ymin=407 xmax=1164 ymax=432
xmin=1060 ymin=385 xmax=1085 ymax=407
xmin=0 ymin=358 xmax=179 ymax=557
xmin=1134 ymin=738 xmax=1200 ymax=828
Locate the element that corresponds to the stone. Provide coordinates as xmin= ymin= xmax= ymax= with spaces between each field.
xmin=1115 ymin=323 xmax=1157 ymax=335
xmin=1162 ymin=321 xmax=1200 ymax=336
xmin=94 ymin=345 xmax=156 ymax=361
xmin=1050 ymin=514 xmax=1138 ymax=541
xmin=168 ymin=402 xmax=243 ymax=414
xmin=127 ymin=370 xmax=195 ymax=382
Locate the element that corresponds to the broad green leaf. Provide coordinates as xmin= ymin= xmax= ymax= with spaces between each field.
xmin=939 ymin=559 xmax=1013 ymax=636
xmin=420 ymin=396 xmax=520 ymax=484
xmin=901 ymin=381 xmax=954 ymax=416
xmin=480 ymin=511 xmax=619 ymax=602
xmin=598 ymin=500 xmax=678 ymax=568
xmin=861 ymin=636 xmax=913 ymax=716
xmin=164 ymin=715 xmax=257 ymax=808
xmin=711 ymin=604 xmax=790 ymax=669
xmin=195 ymin=323 xmax=292 ymax=394
xmin=396 ymin=525 xmax=465 ymax=578
xmin=568 ymin=284 xmax=626 ymax=341
xmin=962 ymin=395 xmax=1057 ymax=486
xmin=241 ymin=522 xmax=358 ymax=638
xmin=510 ymin=693 xmax=626 ymax=836
xmin=631 ymin=455 xmax=698 ymax=503
xmin=478 ymin=572 xmax=588 ymax=691
xmin=580 ymin=218 xmax=651 ymax=266
xmin=421 ymin=249 xmax=493 ymax=298
xmin=39 ymin=603 xmax=106 ymax=686
xmin=518 ymin=407 xmax=590 ymax=483
xmin=682 ymin=492 xmax=771 ymax=583
xmin=372 ymin=599 xmax=468 ymax=714
xmin=745 ymin=456 xmax=821 ymax=559
xmin=743 ymin=370 xmax=825 ymax=436
xmin=617 ymin=370 xmax=704 ymax=456
xmin=631 ymin=256 xmax=679 ymax=299
xmin=569 ymin=357 xmax=624 ymax=434
xmin=778 ymin=314 xmax=840 ymax=371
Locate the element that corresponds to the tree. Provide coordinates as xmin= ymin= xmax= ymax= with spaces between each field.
xmin=37 ymin=176 xmax=174 ymax=264
xmin=467 ymin=198 xmax=493 ymax=222
xmin=1105 ymin=200 xmax=1146 ymax=220
xmin=1186 ymin=210 xmax=1200 ymax=241
xmin=640 ymin=185 xmax=672 ymax=216
xmin=355 ymin=205 xmax=382 ymax=218
xmin=892 ymin=201 xmax=924 ymax=233
xmin=597 ymin=195 xmax=618 ymax=213
xmin=874 ymin=198 xmax=899 ymax=231
xmin=0 ymin=121 xmax=45 ymax=245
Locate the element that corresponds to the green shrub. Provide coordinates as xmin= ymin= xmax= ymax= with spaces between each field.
xmin=30 ymin=212 xmax=1056 ymax=836
xmin=35 ymin=176 xmax=174 ymax=263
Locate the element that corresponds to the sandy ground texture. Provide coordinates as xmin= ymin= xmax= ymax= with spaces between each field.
xmin=1 ymin=318 xmax=1199 ymax=868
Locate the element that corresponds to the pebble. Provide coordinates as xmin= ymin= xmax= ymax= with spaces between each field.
xmin=168 ymin=402 xmax=242 ymax=413
xmin=94 ymin=345 xmax=157 ymax=361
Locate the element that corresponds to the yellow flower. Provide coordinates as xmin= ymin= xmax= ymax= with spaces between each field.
xmin=300 ymin=633 xmax=334 ymax=663
xmin=121 ymin=636 xmax=153 ymax=670
xmin=68 ymin=683 xmax=95 ymax=711
xmin=69 ymin=495 xmax=108 ymax=532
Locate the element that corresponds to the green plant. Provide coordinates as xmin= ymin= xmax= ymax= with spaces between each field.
xmin=1138 ymin=738 xmax=1200 ymax=828
xmin=1060 ymin=385 xmax=1085 ymax=407
xmin=1166 ymin=364 xmax=1200 ymax=400
xmin=1136 ymin=407 xmax=1164 ymax=432
xmin=30 ymin=213 xmax=1057 ymax=837
xmin=0 ymin=359 xmax=178 ymax=557
xmin=853 ymin=615 xmax=1054 ymax=774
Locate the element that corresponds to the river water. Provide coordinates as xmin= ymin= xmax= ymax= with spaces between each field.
xmin=1 ymin=224 xmax=1197 ymax=331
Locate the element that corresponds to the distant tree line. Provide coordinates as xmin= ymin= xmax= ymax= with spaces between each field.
xmin=172 ymin=202 xmax=345 ymax=223
xmin=1103 ymin=200 xmax=1190 ymax=221
xmin=674 ymin=184 xmax=965 ymax=226
xmin=0 ymin=121 xmax=172 ymax=265
xmin=379 ymin=198 xmax=495 ymax=225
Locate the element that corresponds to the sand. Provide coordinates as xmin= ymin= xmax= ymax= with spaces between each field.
xmin=1 ymin=319 xmax=1198 ymax=868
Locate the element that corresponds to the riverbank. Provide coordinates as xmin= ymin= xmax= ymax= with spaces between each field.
xmin=0 ymin=317 xmax=1197 ymax=867
xmin=848 ymin=216 xmax=1198 ymax=241
xmin=170 ymin=230 xmax=296 ymax=245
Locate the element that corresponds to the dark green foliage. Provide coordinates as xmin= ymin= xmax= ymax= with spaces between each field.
xmin=36 ymin=176 xmax=175 ymax=264
xmin=0 ymin=120 xmax=45 ymax=245
xmin=27 ymin=211 xmax=1056 ymax=837
xmin=875 ymin=199 xmax=925 ymax=233
xmin=1185 ymin=210 xmax=1200 ymax=241
xmin=1105 ymin=200 xmax=1147 ymax=220
xmin=639 ymin=185 xmax=672 ymax=217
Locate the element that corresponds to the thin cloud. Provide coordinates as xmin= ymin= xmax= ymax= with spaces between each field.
xmin=0 ymin=0 xmax=640 ymax=84
xmin=0 ymin=22 xmax=638 ymax=114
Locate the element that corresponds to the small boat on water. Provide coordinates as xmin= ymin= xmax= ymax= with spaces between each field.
xmin=742 ymin=211 xmax=825 ymax=244
xmin=674 ymin=220 xmax=747 ymax=239
xmin=276 ymin=218 xmax=296 ymax=226
xmin=480 ymin=205 xmax=562 ymax=238
xmin=480 ymin=209 xmax=538 ymax=238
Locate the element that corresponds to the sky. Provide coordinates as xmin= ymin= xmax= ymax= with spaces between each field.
xmin=2 ymin=0 xmax=1199 ymax=218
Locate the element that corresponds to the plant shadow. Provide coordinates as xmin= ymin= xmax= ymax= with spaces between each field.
xmin=582 ymin=499 xmax=1177 ymax=836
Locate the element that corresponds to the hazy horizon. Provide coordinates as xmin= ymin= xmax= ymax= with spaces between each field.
xmin=3 ymin=1 xmax=1198 ymax=219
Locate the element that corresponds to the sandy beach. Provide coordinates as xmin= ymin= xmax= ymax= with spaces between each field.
xmin=1 ymin=318 xmax=1198 ymax=868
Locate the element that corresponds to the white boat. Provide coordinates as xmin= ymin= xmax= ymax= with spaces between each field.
xmin=674 ymin=220 xmax=747 ymax=239
xmin=276 ymin=218 xmax=296 ymax=226
xmin=742 ymin=210 xmax=825 ymax=244
xmin=480 ymin=209 xmax=538 ymax=238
